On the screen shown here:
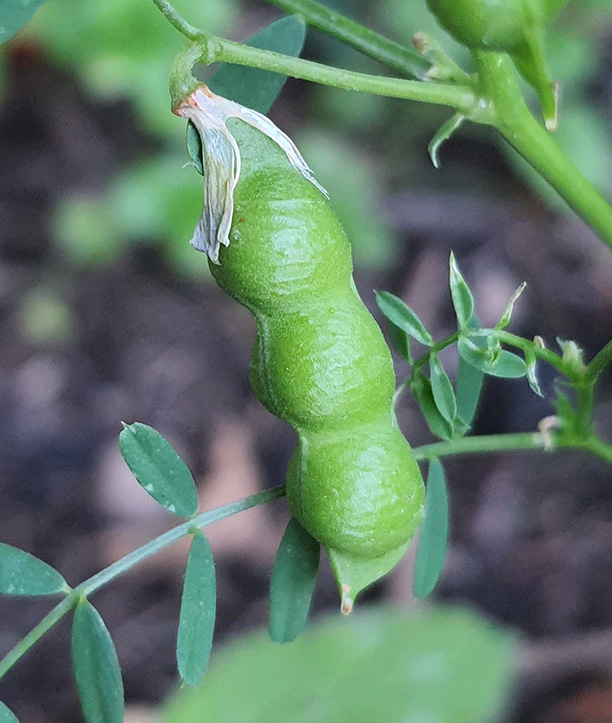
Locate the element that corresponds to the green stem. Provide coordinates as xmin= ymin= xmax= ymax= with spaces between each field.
xmin=587 ymin=339 xmax=612 ymax=383
xmin=414 ymin=431 xmax=612 ymax=462
xmin=413 ymin=332 xmax=460 ymax=373
xmin=0 ymin=485 xmax=286 ymax=681
xmin=0 ymin=595 xmax=76 ymax=681
xmin=584 ymin=436 xmax=612 ymax=466
xmin=150 ymin=0 xmax=202 ymax=41
xmin=261 ymin=0 xmax=431 ymax=80
xmin=473 ymin=51 xmax=612 ymax=253
xmin=212 ymin=39 xmax=475 ymax=112
xmin=151 ymin=0 xmax=474 ymax=112
xmin=414 ymin=432 xmax=561 ymax=460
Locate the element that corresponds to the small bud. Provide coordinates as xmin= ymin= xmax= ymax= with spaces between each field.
xmin=557 ymin=338 xmax=586 ymax=374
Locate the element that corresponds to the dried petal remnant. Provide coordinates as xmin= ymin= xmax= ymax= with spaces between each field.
xmin=174 ymin=85 xmax=327 ymax=263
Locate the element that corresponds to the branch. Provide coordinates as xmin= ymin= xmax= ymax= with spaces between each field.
xmin=0 ymin=485 xmax=286 ymax=680
xmin=261 ymin=0 xmax=431 ymax=80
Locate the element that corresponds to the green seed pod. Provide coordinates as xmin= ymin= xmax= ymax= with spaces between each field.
xmin=426 ymin=0 xmax=569 ymax=128
xmin=426 ymin=0 xmax=566 ymax=51
xmin=175 ymin=86 xmax=425 ymax=612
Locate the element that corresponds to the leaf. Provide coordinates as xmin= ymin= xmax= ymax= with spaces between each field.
xmin=428 ymin=113 xmax=465 ymax=169
xmin=496 ymin=282 xmax=526 ymax=330
xmin=458 ymin=337 xmax=527 ymax=379
xmin=525 ymin=348 xmax=543 ymax=397
xmin=386 ymin=321 xmax=412 ymax=364
xmin=269 ymin=518 xmax=320 ymax=644
xmin=410 ymin=372 xmax=453 ymax=440
xmin=487 ymin=350 xmax=528 ymax=378
xmin=429 ymin=353 xmax=456 ymax=424
xmin=375 ymin=292 xmax=433 ymax=346
xmin=177 ymin=532 xmax=217 ymax=686
xmin=71 ymin=599 xmax=124 ymax=723
xmin=186 ymin=122 xmax=204 ymax=176
xmin=161 ymin=605 xmax=515 ymax=723
xmin=118 ymin=422 xmax=198 ymax=518
xmin=0 ymin=0 xmax=48 ymax=45
xmin=449 ymin=252 xmax=474 ymax=329
xmin=0 ymin=543 xmax=66 ymax=596
xmin=0 ymin=701 xmax=19 ymax=723
xmin=456 ymin=318 xmax=485 ymax=431
xmin=413 ymin=460 xmax=448 ymax=598
xmin=209 ymin=16 xmax=306 ymax=114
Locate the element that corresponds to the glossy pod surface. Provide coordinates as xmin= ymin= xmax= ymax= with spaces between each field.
xmin=210 ymin=120 xmax=425 ymax=602
xmin=426 ymin=0 xmax=566 ymax=51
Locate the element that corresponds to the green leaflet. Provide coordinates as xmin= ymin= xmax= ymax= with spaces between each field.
xmin=71 ymin=599 xmax=124 ymax=723
xmin=177 ymin=532 xmax=217 ymax=685
xmin=118 ymin=422 xmax=198 ymax=518
xmin=0 ymin=702 xmax=19 ymax=723
xmin=449 ymin=252 xmax=474 ymax=329
xmin=209 ymin=16 xmax=306 ymax=114
xmin=428 ymin=113 xmax=465 ymax=169
xmin=0 ymin=0 xmax=48 ymax=44
xmin=458 ymin=337 xmax=527 ymax=378
xmin=386 ymin=320 xmax=412 ymax=363
xmin=455 ymin=317 xmax=485 ymax=431
xmin=496 ymin=282 xmax=527 ymax=330
xmin=525 ymin=347 xmax=544 ymax=397
xmin=269 ymin=518 xmax=320 ymax=643
xmin=411 ymin=371 xmax=453 ymax=440
xmin=0 ymin=544 xmax=66 ymax=596
xmin=429 ymin=352 xmax=457 ymax=424
xmin=413 ymin=460 xmax=449 ymax=598
xmin=375 ymin=291 xmax=433 ymax=346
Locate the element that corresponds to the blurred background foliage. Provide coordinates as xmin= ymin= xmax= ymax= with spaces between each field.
xmin=162 ymin=605 xmax=515 ymax=723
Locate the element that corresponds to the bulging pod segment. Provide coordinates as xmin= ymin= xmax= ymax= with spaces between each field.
xmin=286 ymin=425 xmax=425 ymax=604
xmin=249 ymin=299 xmax=396 ymax=431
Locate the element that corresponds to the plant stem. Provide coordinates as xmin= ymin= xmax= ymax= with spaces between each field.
xmin=0 ymin=595 xmax=76 ymax=681
xmin=212 ymin=39 xmax=475 ymax=112
xmin=473 ymin=51 xmax=612 ymax=253
xmin=414 ymin=432 xmax=612 ymax=461
xmin=0 ymin=485 xmax=286 ymax=681
xmin=262 ymin=0 xmax=431 ymax=80
xmin=412 ymin=332 xmax=460 ymax=373
xmin=584 ymin=437 xmax=612 ymax=466
xmin=587 ymin=339 xmax=612 ymax=383
xmin=414 ymin=432 xmax=553 ymax=459
xmin=150 ymin=0 xmax=202 ymax=41
xmin=149 ymin=0 xmax=474 ymax=112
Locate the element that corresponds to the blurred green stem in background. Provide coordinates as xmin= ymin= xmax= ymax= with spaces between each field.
xmin=474 ymin=51 xmax=612 ymax=254
xmin=257 ymin=0 xmax=432 ymax=79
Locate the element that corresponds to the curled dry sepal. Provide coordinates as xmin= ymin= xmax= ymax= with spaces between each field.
xmin=172 ymin=85 xmax=326 ymax=263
